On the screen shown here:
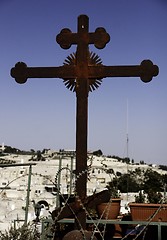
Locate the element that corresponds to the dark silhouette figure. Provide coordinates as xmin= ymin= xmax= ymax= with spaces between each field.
xmin=32 ymin=200 xmax=42 ymax=222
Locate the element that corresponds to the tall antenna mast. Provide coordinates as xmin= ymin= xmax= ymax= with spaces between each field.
xmin=126 ymin=99 xmax=129 ymax=162
xmin=126 ymin=99 xmax=129 ymax=202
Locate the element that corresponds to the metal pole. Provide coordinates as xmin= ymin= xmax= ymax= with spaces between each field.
xmin=164 ymin=183 xmax=166 ymax=201
xmin=70 ymin=156 xmax=74 ymax=195
xmin=24 ymin=164 xmax=32 ymax=224
xmin=56 ymin=155 xmax=62 ymax=207
xmin=158 ymin=223 xmax=161 ymax=240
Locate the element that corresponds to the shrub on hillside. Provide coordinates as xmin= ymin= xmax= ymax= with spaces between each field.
xmin=0 ymin=224 xmax=40 ymax=240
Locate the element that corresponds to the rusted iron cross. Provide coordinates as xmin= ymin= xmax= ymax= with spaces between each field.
xmin=11 ymin=15 xmax=159 ymax=229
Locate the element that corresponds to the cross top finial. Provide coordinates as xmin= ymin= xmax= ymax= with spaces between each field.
xmin=56 ymin=15 xmax=110 ymax=50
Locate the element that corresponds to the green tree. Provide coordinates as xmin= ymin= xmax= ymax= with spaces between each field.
xmin=143 ymin=169 xmax=163 ymax=193
xmin=117 ymin=173 xmax=140 ymax=193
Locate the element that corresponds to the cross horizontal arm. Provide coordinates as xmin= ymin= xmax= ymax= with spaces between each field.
xmin=11 ymin=60 xmax=159 ymax=84
xmin=11 ymin=62 xmax=75 ymax=84
xmin=88 ymin=60 xmax=159 ymax=82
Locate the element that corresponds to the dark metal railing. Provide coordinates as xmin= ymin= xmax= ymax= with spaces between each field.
xmin=41 ymin=218 xmax=167 ymax=240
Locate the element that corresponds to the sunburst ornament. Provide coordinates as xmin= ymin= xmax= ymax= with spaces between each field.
xmin=63 ymin=51 xmax=103 ymax=92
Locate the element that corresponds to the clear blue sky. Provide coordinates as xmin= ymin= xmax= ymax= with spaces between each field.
xmin=0 ymin=0 xmax=167 ymax=165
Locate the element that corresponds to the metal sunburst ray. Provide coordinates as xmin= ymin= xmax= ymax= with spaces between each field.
xmin=63 ymin=79 xmax=76 ymax=92
xmin=89 ymin=52 xmax=102 ymax=65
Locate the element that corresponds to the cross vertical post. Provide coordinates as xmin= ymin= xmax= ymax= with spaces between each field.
xmin=11 ymin=14 xmax=159 ymax=231
xmin=74 ymin=16 xmax=89 ymax=229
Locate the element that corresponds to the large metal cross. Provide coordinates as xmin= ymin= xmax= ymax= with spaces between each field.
xmin=11 ymin=15 xmax=159 ymax=229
